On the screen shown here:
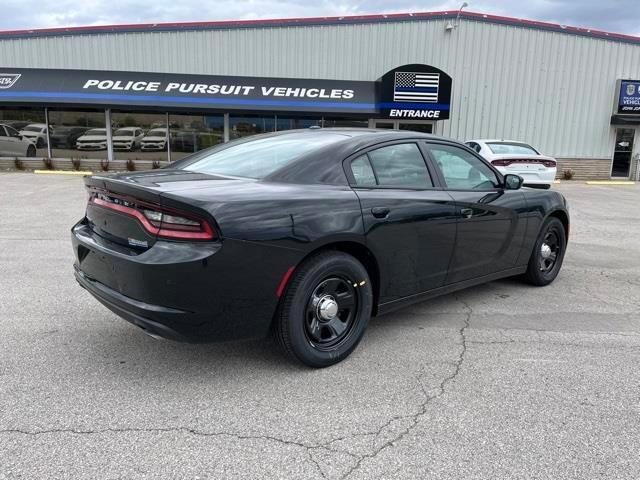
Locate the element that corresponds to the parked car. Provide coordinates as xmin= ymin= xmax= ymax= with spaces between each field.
xmin=112 ymin=127 xmax=145 ymax=151
xmin=49 ymin=126 xmax=89 ymax=149
xmin=4 ymin=120 xmax=32 ymax=132
xmin=72 ymin=129 xmax=569 ymax=367
xmin=19 ymin=123 xmax=51 ymax=148
xmin=465 ymin=139 xmax=557 ymax=188
xmin=171 ymin=129 xmax=199 ymax=152
xmin=0 ymin=123 xmax=37 ymax=156
xmin=140 ymin=128 xmax=168 ymax=151
xmin=76 ymin=128 xmax=108 ymax=150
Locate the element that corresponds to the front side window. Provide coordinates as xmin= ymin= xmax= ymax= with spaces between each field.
xmin=428 ymin=144 xmax=499 ymax=190
xmin=6 ymin=126 xmax=20 ymax=137
xmin=365 ymin=143 xmax=433 ymax=188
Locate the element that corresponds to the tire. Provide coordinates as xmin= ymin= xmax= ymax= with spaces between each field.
xmin=26 ymin=145 xmax=36 ymax=157
xmin=36 ymin=137 xmax=44 ymax=148
xmin=523 ymin=217 xmax=566 ymax=286
xmin=274 ymin=251 xmax=373 ymax=368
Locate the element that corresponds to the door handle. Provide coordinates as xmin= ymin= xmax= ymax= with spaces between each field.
xmin=371 ymin=207 xmax=390 ymax=219
xmin=460 ymin=207 xmax=474 ymax=219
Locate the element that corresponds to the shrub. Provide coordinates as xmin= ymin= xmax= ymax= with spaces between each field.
xmin=100 ymin=159 xmax=109 ymax=172
xmin=126 ymin=159 xmax=136 ymax=171
xmin=42 ymin=158 xmax=54 ymax=170
xmin=71 ymin=158 xmax=81 ymax=171
xmin=14 ymin=158 xmax=24 ymax=170
xmin=152 ymin=160 xmax=161 ymax=169
xmin=562 ymin=169 xmax=574 ymax=180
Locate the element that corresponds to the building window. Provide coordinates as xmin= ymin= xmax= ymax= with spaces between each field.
xmin=276 ymin=116 xmax=322 ymax=131
xmin=111 ymin=111 xmax=169 ymax=162
xmin=168 ymin=114 xmax=224 ymax=160
xmin=322 ymin=117 xmax=369 ymax=128
xmin=0 ymin=108 xmax=47 ymax=157
xmin=48 ymin=109 xmax=107 ymax=159
xmin=229 ymin=115 xmax=276 ymax=140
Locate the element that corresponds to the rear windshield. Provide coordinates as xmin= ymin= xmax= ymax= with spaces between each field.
xmin=114 ymin=129 xmax=135 ymax=137
xmin=146 ymin=129 xmax=166 ymax=136
xmin=182 ymin=133 xmax=346 ymax=179
xmin=487 ymin=142 xmax=538 ymax=155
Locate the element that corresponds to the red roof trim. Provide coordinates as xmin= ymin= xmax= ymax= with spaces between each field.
xmin=0 ymin=10 xmax=638 ymax=45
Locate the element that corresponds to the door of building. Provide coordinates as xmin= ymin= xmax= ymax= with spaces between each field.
xmin=611 ymin=128 xmax=635 ymax=178
xmin=370 ymin=119 xmax=434 ymax=133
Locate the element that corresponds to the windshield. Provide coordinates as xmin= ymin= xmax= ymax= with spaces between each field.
xmin=114 ymin=129 xmax=134 ymax=137
xmin=84 ymin=129 xmax=106 ymax=136
xmin=487 ymin=142 xmax=538 ymax=155
xmin=53 ymin=127 xmax=74 ymax=134
xmin=146 ymin=129 xmax=166 ymax=136
xmin=23 ymin=126 xmax=43 ymax=132
xmin=183 ymin=133 xmax=346 ymax=179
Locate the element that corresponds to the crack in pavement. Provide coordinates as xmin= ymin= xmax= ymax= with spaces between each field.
xmin=1 ymin=300 xmax=474 ymax=480
xmin=336 ymin=298 xmax=472 ymax=480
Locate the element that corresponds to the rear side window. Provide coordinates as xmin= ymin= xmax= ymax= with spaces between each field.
xmin=351 ymin=155 xmax=377 ymax=186
xmin=351 ymin=143 xmax=432 ymax=188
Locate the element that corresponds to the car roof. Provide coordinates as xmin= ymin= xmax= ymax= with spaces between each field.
xmin=260 ymin=128 xmax=463 ymax=185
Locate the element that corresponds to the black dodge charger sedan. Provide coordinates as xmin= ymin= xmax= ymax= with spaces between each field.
xmin=72 ymin=129 xmax=569 ymax=367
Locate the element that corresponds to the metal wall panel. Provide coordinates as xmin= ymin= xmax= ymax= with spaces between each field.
xmin=1 ymin=18 xmax=640 ymax=158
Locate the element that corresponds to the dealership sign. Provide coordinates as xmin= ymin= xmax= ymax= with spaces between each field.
xmin=618 ymin=80 xmax=640 ymax=114
xmin=0 ymin=66 xmax=452 ymax=119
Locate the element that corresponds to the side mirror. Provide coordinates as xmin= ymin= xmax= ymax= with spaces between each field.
xmin=504 ymin=174 xmax=523 ymax=190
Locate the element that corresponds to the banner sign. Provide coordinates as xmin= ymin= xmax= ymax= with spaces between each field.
xmin=379 ymin=64 xmax=452 ymax=120
xmin=618 ymin=80 xmax=640 ymax=114
xmin=0 ymin=66 xmax=453 ymax=119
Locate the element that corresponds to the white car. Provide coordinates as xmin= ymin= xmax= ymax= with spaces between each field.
xmin=76 ymin=128 xmax=108 ymax=150
xmin=0 ymin=124 xmax=37 ymax=157
xmin=465 ymin=139 xmax=557 ymax=188
xmin=112 ymin=127 xmax=145 ymax=151
xmin=141 ymin=128 xmax=168 ymax=151
xmin=19 ymin=123 xmax=50 ymax=148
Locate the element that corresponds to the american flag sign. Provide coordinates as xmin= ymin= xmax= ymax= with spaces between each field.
xmin=393 ymin=72 xmax=440 ymax=103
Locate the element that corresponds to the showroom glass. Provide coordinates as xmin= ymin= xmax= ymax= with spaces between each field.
xmin=487 ymin=142 xmax=538 ymax=155
xmin=357 ymin=143 xmax=433 ymax=188
xmin=0 ymin=108 xmax=46 ymax=157
xmin=112 ymin=111 xmax=168 ymax=162
xmin=229 ymin=115 xmax=276 ymax=139
xmin=184 ymin=133 xmax=346 ymax=179
xmin=322 ymin=117 xmax=369 ymax=128
xmin=48 ymin=110 xmax=107 ymax=159
xmin=428 ymin=144 xmax=499 ymax=190
xmin=276 ymin=116 xmax=322 ymax=131
xmin=169 ymin=114 xmax=224 ymax=161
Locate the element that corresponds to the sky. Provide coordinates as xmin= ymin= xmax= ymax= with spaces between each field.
xmin=2 ymin=0 xmax=639 ymax=37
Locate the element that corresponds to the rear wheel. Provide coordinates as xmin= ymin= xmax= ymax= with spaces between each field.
xmin=26 ymin=145 xmax=36 ymax=157
xmin=36 ymin=137 xmax=44 ymax=148
xmin=524 ymin=217 xmax=566 ymax=286
xmin=274 ymin=251 xmax=373 ymax=368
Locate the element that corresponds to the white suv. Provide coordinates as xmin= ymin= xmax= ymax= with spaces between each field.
xmin=465 ymin=139 xmax=557 ymax=189
xmin=112 ymin=127 xmax=145 ymax=151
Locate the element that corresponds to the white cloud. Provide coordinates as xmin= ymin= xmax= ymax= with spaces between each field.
xmin=1 ymin=0 xmax=638 ymax=36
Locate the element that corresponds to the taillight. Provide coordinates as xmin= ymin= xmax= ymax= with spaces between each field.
xmin=491 ymin=159 xmax=511 ymax=167
xmin=89 ymin=190 xmax=216 ymax=241
xmin=491 ymin=158 xmax=557 ymax=168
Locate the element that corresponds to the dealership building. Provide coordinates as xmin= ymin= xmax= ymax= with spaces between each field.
xmin=1 ymin=10 xmax=640 ymax=178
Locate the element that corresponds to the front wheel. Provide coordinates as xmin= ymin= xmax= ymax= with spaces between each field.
xmin=274 ymin=251 xmax=373 ymax=368
xmin=26 ymin=145 xmax=36 ymax=157
xmin=523 ymin=217 xmax=566 ymax=286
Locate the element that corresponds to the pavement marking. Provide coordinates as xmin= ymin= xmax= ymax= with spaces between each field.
xmin=585 ymin=180 xmax=635 ymax=185
xmin=33 ymin=170 xmax=93 ymax=175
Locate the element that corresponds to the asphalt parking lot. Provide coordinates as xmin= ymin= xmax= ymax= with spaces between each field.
xmin=1 ymin=172 xmax=639 ymax=479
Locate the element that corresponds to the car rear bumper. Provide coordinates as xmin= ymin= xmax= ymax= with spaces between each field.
xmin=71 ymin=219 xmax=300 ymax=342
xmin=496 ymin=166 xmax=557 ymax=185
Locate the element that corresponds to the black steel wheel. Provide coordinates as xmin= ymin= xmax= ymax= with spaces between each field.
xmin=26 ymin=145 xmax=36 ymax=157
xmin=524 ymin=216 xmax=566 ymax=286
xmin=274 ymin=251 xmax=373 ymax=368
